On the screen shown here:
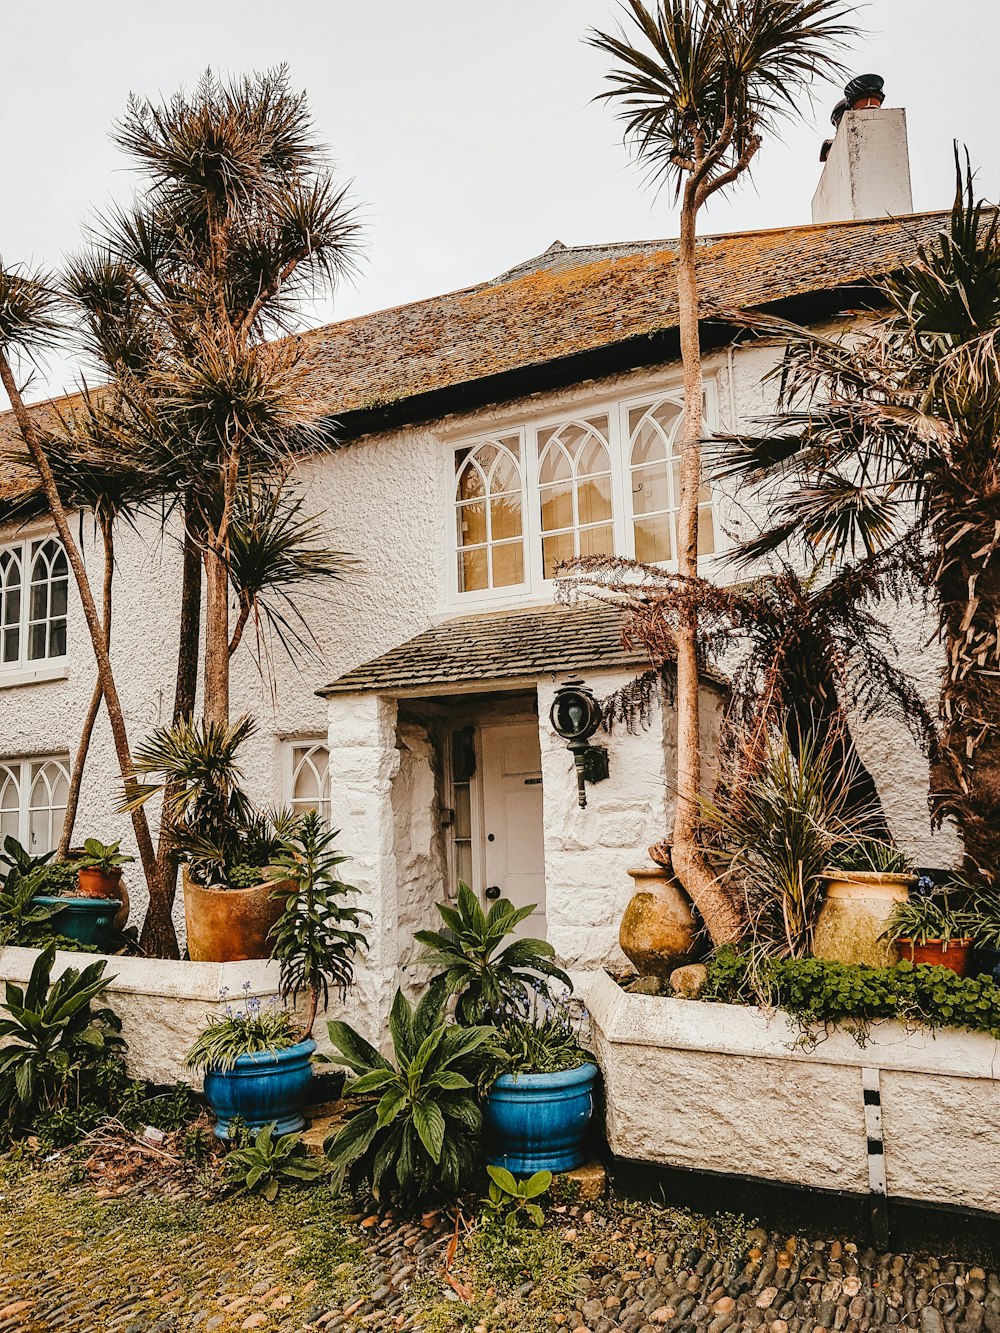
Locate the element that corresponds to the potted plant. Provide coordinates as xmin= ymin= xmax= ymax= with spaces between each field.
xmin=186 ymin=989 xmax=314 ymax=1139
xmin=188 ymin=813 xmax=366 ymax=1138
xmin=124 ymin=715 xmax=298 ymax=962
xmin=619 ymin=842 xmax=699 ymax=980
xmin=481 ymin=996 xmax=598 ymax=1175
xmin=75 ymin=838 xmax=134 ymax=901
xmin=813 ymin=839 xmax=917 ymax=967
xmin=10 ymin=838 xmax=118 ymax=949
xmin=967 ymin=896 xmax=1000 ymax=982
xmin=882 ymin=887 xmax=977 ymax=976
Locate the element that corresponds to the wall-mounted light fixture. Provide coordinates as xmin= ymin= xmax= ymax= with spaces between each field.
xmin=549 ymin=677 xmax=610 ymax=809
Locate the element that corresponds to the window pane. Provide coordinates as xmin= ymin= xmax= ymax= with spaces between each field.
xmin=457 ymin=459 xmax=485 ymax=501
xmin=577 ymin=435 xmax=610 ymax=476
xmin=698 ymin=505 xmax=716 ymax=555
xmin=453 ymin=784 xmax=471 ymax=839
xmin=491 ymin=541 xmax=524 ymax=588
xmin=456 ymin=840 xmax=473 ymax=887
xmin=457 ymin=500 xmax=487 ymax=548
xmin=459 ymin=547 xmax=488 ymax=592
xmin=652 ymin=400 xmax=682 ymax=434
xmin=539 ymin=481 xmax=574 ymax=533
xmin=631 ymin=463 xmax=669 ymax=516
xmin=28 ymin=622 xmax=47 ymax=661
xmin=542 ymin=531 xmax=575 ymax=578
xmin=50 ymin=578 xmax=68 ymax=618
xmin=631 ymin=418 xmax=668 ymax=466
xmin=29 ymin=578 xmax=48 ymax=624
xmin=635 ymin=515 xmax=673 ymax=563
xmin=48 ymin=621 xmax=67 ymax=659
xmin=539 ymin=445 xmax=571 ymax=485
xmin=490 ymin=454 xmax=519 ymax=494
xmin=3 ymin=627 xmax=19 ymax=662
xmin=28 ymin=759 xmax=69 ymax=857
xmin=578 ymin=524 xmax=615 ymax=559
xmin=289 ymin=744 xmax=330 ymax=823
xmin=490 ymin=495 xmax=522 ymax=540
xmin=577 ymin=473 xmax=612 ymax=525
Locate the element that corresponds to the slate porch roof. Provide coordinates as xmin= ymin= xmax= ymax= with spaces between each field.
xmin=319 ymin=601 xmax=651 ymax=697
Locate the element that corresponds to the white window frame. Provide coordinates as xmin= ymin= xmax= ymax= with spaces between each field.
xmin=0 ymin=534 xmax=70 ymax=685
xmin=0 ymin=754 xmax=71 ymax=856
xmin=448 ymin=378 xmax=721 ymax=604
xmin=284 ymin=740 xmax=331 ymax=825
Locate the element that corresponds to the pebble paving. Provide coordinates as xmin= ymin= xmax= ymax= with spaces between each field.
xmin=0 ymin=1166 xmax=998 ymax=1333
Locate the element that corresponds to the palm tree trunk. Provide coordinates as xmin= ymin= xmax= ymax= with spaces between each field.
xmin=203 ymin=542 xmax=230 ymax=725
xmin=0 ymin=352 xmax=164 ymax=928
xmin=58 ymin=516 xmax=114 ymax=857
xmin=670 ymin=184 xmax=744 ymax=945
xmin=143 ymin=513 xmax=203 ymax=957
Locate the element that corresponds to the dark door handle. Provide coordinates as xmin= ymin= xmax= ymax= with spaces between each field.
xmin=485 ymin=885 xmax=501 ymax=900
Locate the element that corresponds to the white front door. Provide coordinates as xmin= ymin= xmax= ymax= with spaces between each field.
xmin=479 ymin=721 xmax=546 ymax=938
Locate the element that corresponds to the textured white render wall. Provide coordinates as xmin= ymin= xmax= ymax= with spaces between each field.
xmin=392 ymin=719 xmax=448 ymax=981
xmin=811 ymin=108 xmax=914 ymax=225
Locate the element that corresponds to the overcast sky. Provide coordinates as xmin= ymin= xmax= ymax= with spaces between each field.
xmin=3 ymin=0 xmax=998 ymax=399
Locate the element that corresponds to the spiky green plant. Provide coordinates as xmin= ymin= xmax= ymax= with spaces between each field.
xmin=185 ymin=1001 xmax=301 ymax=1073
xmin=415 ymin=882 xmax=572 ymax=1025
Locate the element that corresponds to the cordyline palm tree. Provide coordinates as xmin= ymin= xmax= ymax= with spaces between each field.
xmin=560 ymin=551 xmax=931 ymax=838
xmin=587 ymin=0 xmax=858 ymax=944
xmin=0 ymin=264 xmax=162 ymax=900
xmin=62 ymin=68 xmax=361 ymax=953
xmin=715 ymin=160 xmax=1000 ymax=889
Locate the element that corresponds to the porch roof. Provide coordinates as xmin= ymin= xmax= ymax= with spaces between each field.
xmin=319 ymin=601 xmax=651 ymax=696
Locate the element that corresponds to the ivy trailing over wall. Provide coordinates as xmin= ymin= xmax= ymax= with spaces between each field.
xmin=702 ymin=948 xmax=1000 ymax=1045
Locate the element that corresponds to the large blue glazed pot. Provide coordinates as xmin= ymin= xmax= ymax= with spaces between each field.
xmin=203 ymin=1038 xmax=316 ymax=1140
xmin=484 ymin=1062 xmax=599 ymax=1174
xmin=32 ymin=896 xmax=120 ymax=948
xmin=977 ymin=946 xmax=1000 ymax=983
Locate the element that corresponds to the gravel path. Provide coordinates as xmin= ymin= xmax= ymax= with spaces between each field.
xmin=1 ymin=1165 xmax=997 ymax=1332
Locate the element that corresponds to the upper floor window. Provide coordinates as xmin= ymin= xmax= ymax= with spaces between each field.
xmin=451 ymin=388 xmax=717 ymax=598
xmin=286 ymin=741 xmax=331 ymax=825
xmin=0 ymin=754 xmax=70 ymax=856
xmin=455 ymin=436 xmax=525 ymax=593
xmin=0 ymin=537 xmax=69 ymax=671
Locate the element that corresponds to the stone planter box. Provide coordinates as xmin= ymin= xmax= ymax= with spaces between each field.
xmin=0 ymin=945 xmax=347 ymax=1087
xmin=586 ymin=968 xmax=1000 ymax=1215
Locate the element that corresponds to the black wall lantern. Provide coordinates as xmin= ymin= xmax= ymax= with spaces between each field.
xmin=549 ymin=677 xmax=610 ymax=808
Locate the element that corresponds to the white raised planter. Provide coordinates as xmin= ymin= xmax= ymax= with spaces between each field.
xmin=586 ymin=968 xmax=1000 ymax=1215
xmin=0 ymin=946 xmax=349 ymax=1087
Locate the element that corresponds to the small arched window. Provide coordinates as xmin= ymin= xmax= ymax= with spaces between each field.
xmin=288 ymin=742 xmax=331 ymax=825
xmin=537 ymin=415 xmax=614 ymax=577
xmin=28 ymin=539 xmax=69 ymax=661
xmin=0 ymin=547 xmax=23 ymax=665
xmin=454 ymin=436 xmax=525 ymax=592
xmin=0 ymin=755 xmax=70 ymax=855
xmin=627 ymin=399 xmax=716 ymax=563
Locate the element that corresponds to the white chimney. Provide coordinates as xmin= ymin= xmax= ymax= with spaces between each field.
xmin=811 ymin=74 xmax=913 ymax=224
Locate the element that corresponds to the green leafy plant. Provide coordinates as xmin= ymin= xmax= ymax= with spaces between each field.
xmin=0 ymin=943 xmax=127 ymax=1131
xmin=702 ymin=947 xmax=1000 ymax=1043
xmin=77 ymin=838 xmax=135 ymax=873
xmin=185 ymin=994 xmax=302 ymax=1073
xmin=968 ymin=895 xmax=1000 ymax=951
xmin=482 ymin=1164 xmax=551 ymax=1232
xmin=222 ymin=1121 xmax=325 ymax=1201
xmin=828 ymin=840 xmax=912 ymax=875
xmin=487 ymin=996 xmax=591 ymax=1082
xmin=882 ymin=891 xmax=976 ymax=947
xmin=322 ymin=981 xmax=493 ymax=1206
xmin=416 ymin=883 xmax=571 ymax=1024
xmin=0 ymin=862 xmax=61 ymax=947
xmin=269 ymin=810 xmax=368 ymax=1036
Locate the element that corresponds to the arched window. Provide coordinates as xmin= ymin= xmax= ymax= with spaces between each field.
xmin=0 ymin=547 xmax=22 ymax=665
xmin=627 ymin=399 xmax=716 ymax=563
xmin=288 ymin=742 xmax=331 ymax=825
xmin=454 ymin=436 xmax=525 ymax=592
xmin=28 ymin=539 xmax=69 ymax=661
xmin=0 ymin=755 xmax=70 ymax=855
xmin=537 ymin=415 xmax=614 ymax=578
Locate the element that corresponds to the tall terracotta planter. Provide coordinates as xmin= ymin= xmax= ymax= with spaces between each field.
xmin=183 ymin=867 xmax=294 ymax=963
xmin=619 ymin=864 xmax=697 ymax=980
xmin=812 ymin=871 xmax=915 ymax=967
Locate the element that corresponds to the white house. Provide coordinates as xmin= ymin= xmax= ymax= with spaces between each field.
xmin=0 ymin=89 xmax=961 ymax=1034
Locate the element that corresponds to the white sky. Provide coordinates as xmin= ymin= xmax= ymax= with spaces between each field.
xmin=3 ymin=0 xmax=998 ymax=399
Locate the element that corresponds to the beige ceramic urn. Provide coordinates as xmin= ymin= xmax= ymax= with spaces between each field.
xmin=812 ymin=870 xmax=915 ymax=967
xmin=619 ymin=849 xmax=698 ymax=979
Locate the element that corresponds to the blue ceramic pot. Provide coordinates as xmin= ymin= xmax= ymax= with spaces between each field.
xmin=32 ymin=896 xmax=120 ymax=948
xmin=203 ymin=1038 xmax=316 ymax=1140
xmin=484 ymin=1062 xmax=599 ymax=1174
xmin=977 ymin=945 xmax=1000 ymax=983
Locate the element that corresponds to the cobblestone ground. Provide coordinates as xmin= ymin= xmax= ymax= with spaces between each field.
xmin=0 ymin=1162 xmax=997 ymax=1333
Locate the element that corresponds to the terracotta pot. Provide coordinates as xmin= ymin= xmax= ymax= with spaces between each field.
xmin=183 ymin=867 xmax=294 ymax=963
xmin=898 ymin=938 xmax=975 ymax=977
xmin=812 ymin=870 xmax=915 ymax=967
xmin=619 ymin=865 xmax=697 ymax=980
xmin=76 ymin=865 xmax=123 ymax=901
